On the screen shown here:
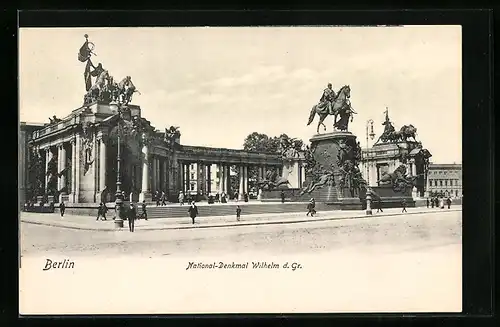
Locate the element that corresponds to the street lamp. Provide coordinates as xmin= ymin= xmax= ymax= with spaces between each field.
xmin=114 ymin=105 xmax=125 ymax=228
xmin=365 ymin=119 xmax=375 ymax=185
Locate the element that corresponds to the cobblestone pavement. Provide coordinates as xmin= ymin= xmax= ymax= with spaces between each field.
xmin=21 ymin=210 xmax=462 ymax=258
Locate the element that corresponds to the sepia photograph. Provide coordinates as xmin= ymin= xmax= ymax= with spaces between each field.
xmin=19 ymin=26 xmax=462 ymax=314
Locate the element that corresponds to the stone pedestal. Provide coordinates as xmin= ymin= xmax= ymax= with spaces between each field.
xmin=303 ymin=131 xmax=362 ymax=208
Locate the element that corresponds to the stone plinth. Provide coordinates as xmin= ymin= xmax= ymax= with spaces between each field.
xmin=303 ymin=131 xmax=362 ymax=207
xmin=358 ymin=185 xmax=415 ymax=209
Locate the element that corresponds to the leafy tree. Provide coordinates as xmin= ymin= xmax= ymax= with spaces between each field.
xmin=231 ymin=132 xmax=304 ymax=192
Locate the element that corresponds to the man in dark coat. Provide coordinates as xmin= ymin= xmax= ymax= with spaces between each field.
xmin=281 ymin=190 xmax=285 ymax=203
xmin=141 ymin=200 xmax=148 ymax=220
xmin=401 ymin=199 xmax=407 ymax=213
xmin=426 ymin=198 xmax=430 ymax=208
xmin=188 ymin=201 xmax=198 ymax=224
xmin=236 ymin=205 xmax=241 ymax=221
xmin=161 ymin=191 xmax=167 ymax=206
xmin=446 ymin=197 xmax=452 ymax=209
xmin=128 ymin=203 xmax=136 ymax=232
xmin=376 ymin=198 xmax=383 ymax=213
xmin=60 ymin=201 xmax=66 ymax=217
xmin=155 ymin=190 xmax=160 ymax=206
xmin=96 ymin=202 xmax=103 ymax=221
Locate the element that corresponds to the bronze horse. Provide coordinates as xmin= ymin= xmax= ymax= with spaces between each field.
xmin=307 ymin=85 xmax=351 ymax=133
xmin=391 ymin=124 xmax=418 ymax=142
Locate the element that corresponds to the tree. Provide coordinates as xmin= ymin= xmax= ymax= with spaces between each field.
xmin=242 ymin=132 xmax=281 ymax=153
xmin=234 ymin=132 xmax=304 ymax=192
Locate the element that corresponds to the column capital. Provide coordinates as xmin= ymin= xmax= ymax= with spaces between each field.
xmin=70 ymin=138 xmax=77 ymax=145
xmin=96 ymin=133 xmax=109 ymax=143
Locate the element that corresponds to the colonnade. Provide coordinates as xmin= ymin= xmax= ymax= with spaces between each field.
xmin=38 ymin=138 xmax=75 ymax=201
xmin=178 ymin=162 xmax=281 ymax=200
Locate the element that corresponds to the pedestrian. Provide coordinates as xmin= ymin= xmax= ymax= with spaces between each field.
xmin=60 ymin=200 xmax=66 ymax=217
xmin=128 ymin=202 xmax=136 ymax=232
xmin=161 ymin=191 xmax=167 ymax=206
xmin=179 ymin=191 xmax=185 ymax=206
xmin=188 ymin=201 xmax=198 ymax=224
xmin=431 ymin=197 xmax=435 ymax=208
xmin=155 ymin=190 xmax=160 ymax=206
xmin=401 ymin=199 xmax=407 ymax=213
xmin=244 ymin=192 xmax=249 ymax=202
xmin=435 ymin=197 xmax=439 ymax=208
xmin=281 ymin=190 xmax=285 ymax=203
xmin=96 ymin=202 xmax=103 ymax=221
xmin=311 ymin=198 xmax=316 ymax=215
xmin=101 ymin=203 xmax=108 ymax=220
xmin=376 ymin=198 xmax=383 ymax=213
xmin=141 ymin=200 xmax=148 ymax=220
xmin=440 ymin=197 xmax=444 ymax=209
xmin=234 ymin=192 xmax=239 ymax=202
xmin=306 ymin=200 xmax=315 ymax=217
xmin=446 ymin=197 xmax=451 ymax=209
xmin=426 ymin=198 xmax=430 ymax=208
xmin=236 ymin=205 xmax=241 ymax=221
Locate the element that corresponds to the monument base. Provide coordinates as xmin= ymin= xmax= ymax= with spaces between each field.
xmin=337 ymin=197 xmax=363 ymax=210
xmin=139 ymin=191 xmax=152 ymax=203
xmin=359 ymin=186 xmax=415 ymax=209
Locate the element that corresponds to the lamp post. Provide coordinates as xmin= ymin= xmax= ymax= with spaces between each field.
xmin=114 ymin=106 xmax=125 ymax=228
xmin=365 ymin=119 xmax=375 ymax=185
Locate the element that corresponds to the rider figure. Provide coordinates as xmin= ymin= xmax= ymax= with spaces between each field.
xmin=319 ymin=83 xmax=336 ymax=115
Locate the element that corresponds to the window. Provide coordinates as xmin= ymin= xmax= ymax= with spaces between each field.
xmin=440 ymin=180 xmax=443 ymax=186
xmin=190 ymin=173 xmax=195 ymax=180
xmin=455 ymin=190 xmax=458 ymax=196
xmin=445 ymin=180 xmax=448 ymax=186
xmin=190 ymin=164 xmax=194 ymax=170
xmin=190 ymin=183 xmax=195 ymax=191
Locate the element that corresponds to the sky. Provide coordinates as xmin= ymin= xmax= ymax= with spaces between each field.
xmin=19 ymin=26 xmax=462 ymax=164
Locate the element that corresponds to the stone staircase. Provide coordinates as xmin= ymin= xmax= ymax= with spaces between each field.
xmin=142 ymin=202 xmax=338 ymax=219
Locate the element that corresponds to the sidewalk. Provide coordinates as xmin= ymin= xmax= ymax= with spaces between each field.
xmin=20 ymin=205 xmax=462 ymax=232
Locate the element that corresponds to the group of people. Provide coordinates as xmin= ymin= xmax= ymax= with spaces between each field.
xmin=427 ymin=197 xmax=453 ymax=209
xmin=177 ymin=191 xmax=249 ymax=206
xmin=94 ymin=201 xmax=148 ymax=232
xmin=153 ymin=190 xmax=168 ymax=206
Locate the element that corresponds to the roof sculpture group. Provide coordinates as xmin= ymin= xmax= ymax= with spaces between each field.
xmin=78 ymin=34 xmax=140 ymax=106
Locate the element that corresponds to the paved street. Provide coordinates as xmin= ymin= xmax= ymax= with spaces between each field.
xmin=21 ymin=209 xmax=462 ymax=258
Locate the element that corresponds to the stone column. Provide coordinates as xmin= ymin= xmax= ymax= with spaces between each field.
xmin=139 ymin=142 xmax=150 ymax=202
xmin=163 ymin=159 xmax=168 ymax=194
xmin=56 ymin=145 xmax=62 ymax=191
xmin=71 ymin=139 xmax=77 ymax=202
xmin=179 ymin=162 xmax=185 ymax=193
xmin=243 ymin=165 xmax=249 ymax=195
xmin=60 ymin=144 xmax=67 ymax=193
xmin=185 ymin=163 xmax=190 ymax=193
xmin=411 ymin=161 xmax=417 ymax=176
xmin=196 ymin=162 xmax=202 ymax=195
xmin=238 ymin=165 xmax=244 ymax=200
xmin=206 ymin=164 xmax=212 ymax=194
xmin=98 ymin=137 xmax=106 ymax=196
xmin=45 ymin=148 xmax=51 ymax=191
xmin=156 ymin=157 xmax=161 ymax=192
xmin=151 ymin=156 xmax=156 ymax=193
xmin=226 ymin=165 xmax=231 ymax=194
xmin=74 ymin=136 xmax=81 ymax=202
xmin=201 ymin=163 xmax=207 ymax=195
xmin=217 ymin=163 xmax=224 ymax=193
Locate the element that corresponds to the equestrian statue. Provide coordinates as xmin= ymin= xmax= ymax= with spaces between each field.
xmin=307 ymin=84 xmax=353 ymax=133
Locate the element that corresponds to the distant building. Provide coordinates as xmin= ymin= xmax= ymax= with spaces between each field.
xmin=426 ymin=163 xmax=462 ymax=198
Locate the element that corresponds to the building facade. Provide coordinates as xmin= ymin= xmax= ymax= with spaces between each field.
xmin=19 ymin=122 xmax=46 ymax=209
xmin=426 ymin=163 xmax=462 ymax=198
xmin=21 ymin=102 xmax=303 ymax=205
